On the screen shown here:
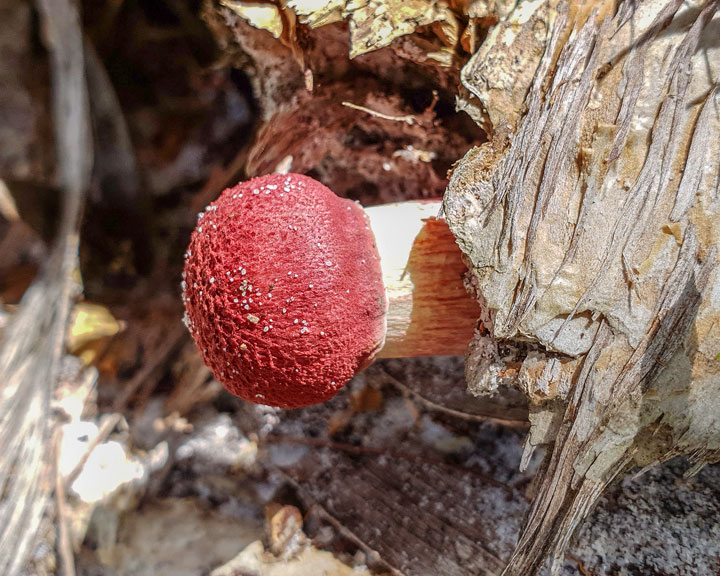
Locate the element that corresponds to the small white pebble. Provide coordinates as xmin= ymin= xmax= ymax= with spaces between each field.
xmin=210 ymin=277 xmax=215 ymax=284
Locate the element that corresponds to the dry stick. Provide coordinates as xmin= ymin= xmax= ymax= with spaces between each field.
xmin=376 ymin=367 xmax=530 ymax=429
xmin=190 ymin=148 xmax=249 ymax=213
xmin=341 ymin=101 xmax=419 ymax=125
xmin=112 ymin=324 xmax=186 ymax=411
xmin=0 ymin=180 xmax=20 ymax=221
xmin=565 ymin=554 xmax=595 ymax=576
xmin=62 ymin=413 xmax=123 ymax=491
xmin=55 ymin=433 xmax=76 ymax=576
xmin=273 ymin=468 xmax=407 ymax=576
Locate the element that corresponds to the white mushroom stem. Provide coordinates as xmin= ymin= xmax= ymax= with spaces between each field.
xmin=365 ymin=200 xmax=481 ymax=358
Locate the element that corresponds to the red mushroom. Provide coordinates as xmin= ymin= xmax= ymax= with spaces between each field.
xmin=182 ymin=173 xmax=479 ymax=408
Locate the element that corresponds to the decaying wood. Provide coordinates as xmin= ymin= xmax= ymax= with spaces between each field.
xmin=0 ymin=0 xmax=89 ymax=574
xmin=203 ymin=1 xmax=485 ymax=207
xmin=445 ymin=1 xmax=720 ymax=573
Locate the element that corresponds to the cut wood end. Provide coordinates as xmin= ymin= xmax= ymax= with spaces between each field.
xmin=366 ymin=200 xmax=482 ymax=358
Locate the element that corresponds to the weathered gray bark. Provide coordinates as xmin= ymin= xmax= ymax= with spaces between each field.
xmin=0 ymin=1 xmax=89 ymax=574
xmin=445 ymin=1 xmax=720 ymax=573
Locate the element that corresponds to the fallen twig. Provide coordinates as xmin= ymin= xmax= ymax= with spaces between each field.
xmin=273 ymin=467 xmax=407 ymax=576
xmin=112 ymin=323 xmax=186 ymax=411
xmin=342 ymin=101 xmax=419 ymax=125
xmin=63 ymin=413 xmax=123 ymax=491
xmin=55 ymin=433 xmax=76 ymax=576
xmin=376 ymin=367 xmax=529 ymax=429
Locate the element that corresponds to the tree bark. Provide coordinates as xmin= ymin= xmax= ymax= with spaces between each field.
xmin=445 ymin=1 xmax=720 ymax=573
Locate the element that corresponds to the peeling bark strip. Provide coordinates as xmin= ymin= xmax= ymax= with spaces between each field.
xmin=446 ymin=1 xmax=719 ymax=574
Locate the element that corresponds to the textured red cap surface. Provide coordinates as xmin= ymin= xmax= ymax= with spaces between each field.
xmin=182 ymin=174 xmax=387 ymax=408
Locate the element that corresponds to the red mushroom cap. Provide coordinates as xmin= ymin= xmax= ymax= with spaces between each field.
xmin=182 ymin=174 xmax=387 ymax=408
